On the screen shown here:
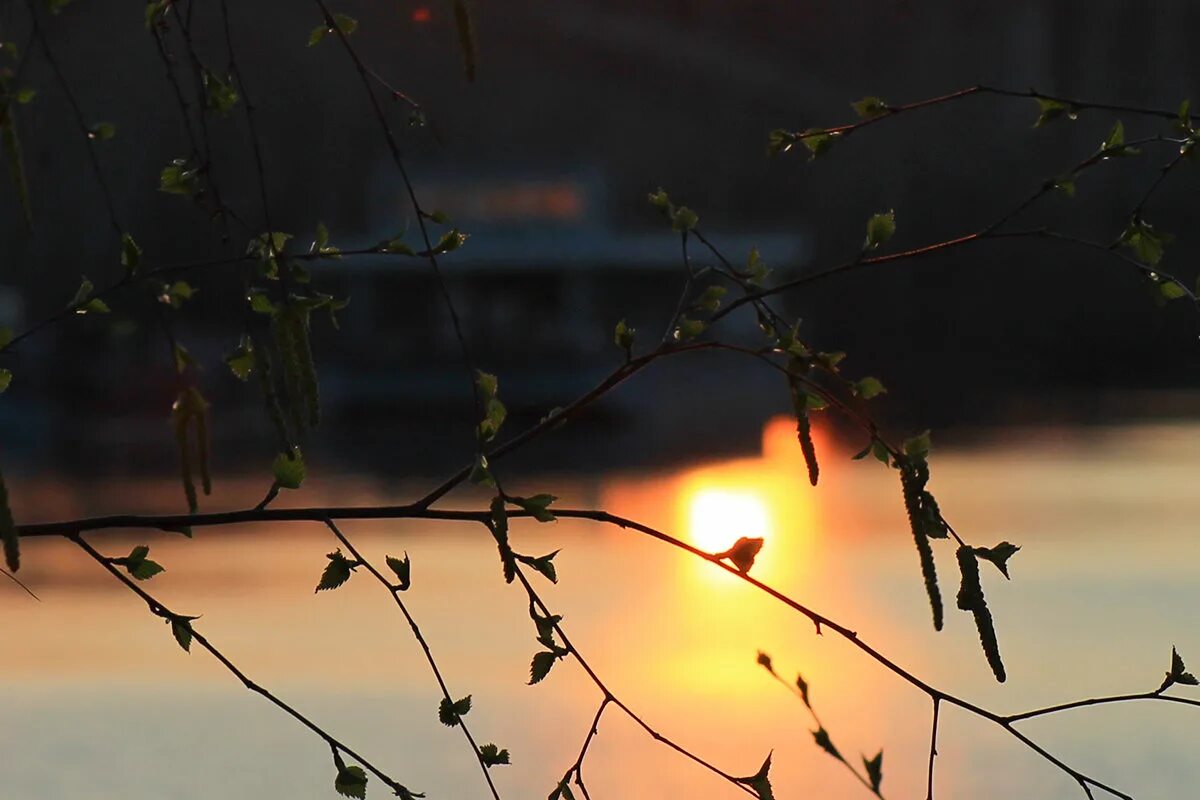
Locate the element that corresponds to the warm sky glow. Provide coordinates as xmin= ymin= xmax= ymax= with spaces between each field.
xmin=687 ymin=489 xmax=771 ymax=553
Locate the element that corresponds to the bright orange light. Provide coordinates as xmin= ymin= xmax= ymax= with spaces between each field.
xmin=687 ymin=488 xmax=771 ymax=554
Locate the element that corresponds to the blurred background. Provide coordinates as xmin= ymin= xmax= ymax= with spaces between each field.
xmin=1 ymin=0 xmax=1199 ymax=474
xmin=2 ymin=2 xmax=1200 ymax=799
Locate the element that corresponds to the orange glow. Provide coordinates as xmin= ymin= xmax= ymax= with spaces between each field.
xmin=687 ymin=488 xmax=770 ymax=553
xmin=411 ymin=7 xmax=431 ymax=23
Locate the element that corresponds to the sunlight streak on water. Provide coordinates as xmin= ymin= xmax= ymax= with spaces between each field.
xmin=4 ymin=421 xmax=1200 ymax=798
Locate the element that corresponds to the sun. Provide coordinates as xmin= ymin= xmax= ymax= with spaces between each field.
xmin=687 ymin=488 xmax=772 ymax=554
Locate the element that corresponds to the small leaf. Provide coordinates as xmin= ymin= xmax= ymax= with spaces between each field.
xmin=120 ymin=233 xmax=142 ymax=275
xmin=1161 ymin=646 xmax=1199 ymax=691
xmin=799 ymin=128 xmax=838 ymax=159
xmin=738 ymin=752 xmax=774 ymax=800
xmin=529 ymin=651 xmax=557 ymax=685
xmin=812 ymin=727 xmax=843 ymax=762
xmin=385 ymin=553 xmax=412 ymax=591
xmin=756 ymin=651 xmax=775 ymax=674
xmin=170 ymin=616 xmax=196 ymax=652
xmin=853 ymin=376 xmax=887 ymax=399
xmin=796 ymin=673 xmax=811 ymax=710
xmin=851 ymin=96 xmax=889 ymax=120
xmin=614 ymin=318 xmax=635 ymax=358
xmin=527 ymin=551 xmax=559 ymax=583
xmin=438 ymin=694 xmax=472 ymax=726
xmin=71 ymin=277 xmax=94 ymax=307
xmin=1101 ymin=120 xmax=1140 ymax=156
xmin=479 ymin=743 xmax=509 ymax=767
xmin=862 ymin=750 xmax=883 ymax=793
xmin=717 ymin=537 xmax=764 ymax=573
xmin=973 ymin=542 xmax=1020 ymax=579
xmin=316 ymin=549 xmax=355 ymax=592
xmin=225 ymin=337 xmax=256 ymax=381
xmin=672 ymin=316 xmax=706 ymax=342
xmin=0 ymin=369 xmax=12 ymax=394
xmin=130 ymin=558 xmax=165 ymax=581
xmin=513 ymin=493 xmax=557 ymax=523
xmin=864 ymin=210 xmax=896 ymax=250
xmin=671 ymin=206 xmax=699 ymax=232
xmin=87 ymin=122 xmax=116 ymax=141
xmin=903 ymin=430 xmax=932 ymax=460
xmin=334 ymin=765 xmax=368 ymax=799
xmin=272 ymin=450 xmax=306 ymax=489
xmin=1159 ymin=279 xmax=1187 ymax=301
xmin=1033 ymin=96 xmax=1073 ymax=127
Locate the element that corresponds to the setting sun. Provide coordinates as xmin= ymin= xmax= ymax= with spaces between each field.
xmin=687 ymin=489 xmax=771 ymax=553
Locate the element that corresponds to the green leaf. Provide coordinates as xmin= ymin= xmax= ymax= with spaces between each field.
xmin=766 ymin=128 xmax=797 ymax=156
xmin=1101 ymin=120 xmax=1139 ymax=156
xmin=1053 ymin=175 xmax=1076 ymax=197
xmin=862 ymin=750 xmax=883 ymax=793
xmin=225 ymin=337 xmax=256 ymax=381
xmin=864 ymin=210 xmax=896 ymax=250
xmin=201 ymin=70 xmax=238 ymax=116
xmin=15 ymin=87 xmax=36 ymax=104
xmin=307 ymin=25 xmax=328 ymax=46
xmin=159 ymin=159 xmax=200 ymax=196
xmin=88 ymin=122 xmax=115 ymax=141
xmin=614 ymin=318 xmax=635 ymax=358
xmin=851 ymin=95 xmax=889 ymax=120
xmin=519 ymin=550 xmax=560 ymax=583
xmin=334 ymin=765 xmax=368 ymax=799
xmin=114 ymin=544 xmax=164 ymax=581
xmin=673 ymin=316 xmax=706 ymax=342
xmin=973 ymin=542 xmax=1020 ymax=579
xmin=799 ymin=128 xmax=838 ymax=159
xmin=1119 ymin=218 xmax=1173 ymax=266
xmin=1161 ymin=646 xmax=1199 ymax=691
xmin=1159 ymin=279 xmax=1187 ymax=301
xmin=853 ymin=376 xmax=887 ymax=399
xmin=738 ymin=753 xmax=774 ymax=800
xmin=0 ymin=464 xmax=19 ymax=572
xmin=385 ymin=553 xmax=412 ymax=591
xmin=903 ymin=430 xmax=932 ymax=460
xmin=120 ymin=233 xmax=142 ymax=275
xmin=796 ymin=673 xmax=811 ymax=709
xmin=272 ymin=450 xmax=306 ymax=489
xmin=421 ymin=229 xmax=469 ymax=256
xmin=172 ymin=343 xmax=194 ymax=374
xmin=693 ymin=285 xmax=727 ymax=313
xmin=0 ymin=327 xmax=12 ymax=349
xmin=647 ymin=188 xmax=672 ymax=210
xmin=248 ymin=291 xmax=275 ymax=314
xmin=0 ymin=369 xmax=12 ymax=394
xmin=529 ymin=651 xmax=557 ymax=685
xmin=316 ymin=549 xmax=355 ymax=592
xmin=812 ymin=727 xmax=843 ymax=762
xmin=513 ymin=493 xmax=557 ymax=523
xmin=717 ymin=536 xmax=763 ymax=573
xmin=71 ymin=277 xmax=94 ymax=308
xmin=130 ymin=558 xmax=165 ymax=581
xmin=1033 ymin=96 xmax=1074 ymax=127
xmin=438 ymin=695 xmax=472 ymax=727
xmin=170 ymin=615 xmax=197 ymax=652
xmin=479 ymin=743 xmax=509 ymax=767
xmin=671 ymin=206 xmax=699 ymax=232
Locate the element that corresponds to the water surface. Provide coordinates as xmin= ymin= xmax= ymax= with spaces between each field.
xmin=3 ymin=419 xmax=1199 ymax=799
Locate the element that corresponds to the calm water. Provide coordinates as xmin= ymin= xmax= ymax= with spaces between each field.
xmin=3 ymin=419 xmax=1200 ymax=799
